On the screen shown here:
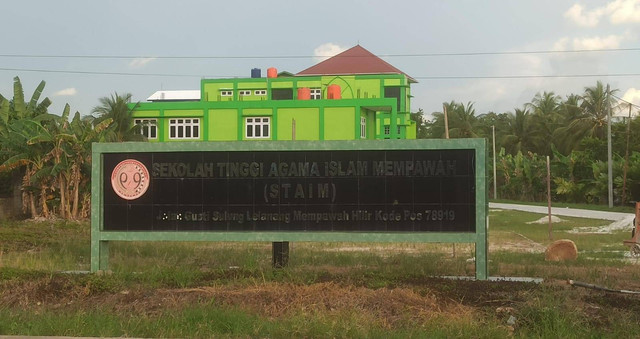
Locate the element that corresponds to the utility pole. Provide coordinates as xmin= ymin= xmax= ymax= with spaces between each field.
xmin=443 ymin=104 xmax=450 ymax=139
xmin=492 ymin=125 xmax=497 ymax=200
xmin=622 ymin=104 xmax=632 ymax=205
xmin=607 ymin=84 xmax=613 ymax=208
xmin=443 ymin=104 xmax=454 ymax=256
xmin=547 ymin=155 xmax=552 ymax=240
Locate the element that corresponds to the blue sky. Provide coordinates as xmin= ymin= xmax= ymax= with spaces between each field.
xmin=2 ymin=0 xmax=640 ymax=118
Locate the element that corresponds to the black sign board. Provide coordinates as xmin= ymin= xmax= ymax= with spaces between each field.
xmin=103 ymin=149 xmax=476 ymax=232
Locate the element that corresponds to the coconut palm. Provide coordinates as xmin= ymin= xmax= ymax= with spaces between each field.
xmin=526 ymin=91 xmax=562 ymax=155
xmin=552 ymin=94 xmax=584 ymax=155
xmin=577 ymin=81 xmax=617 ymax=139
xmin=92 ymin=92 xmax=142 ymax=142
xmin=426 ymin=101 xmax=479 ymax=138
xmin=500 ymin=107 xmax=543 ymax=155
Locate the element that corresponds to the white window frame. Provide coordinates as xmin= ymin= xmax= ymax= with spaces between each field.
xmin=310 ymin=88 xmax=321 ymax=100
xmin=383 ymin=125 xmax=400 ymax=136
xmin=254 ymin=90 xmax=267 ymax=96
xmin=360 ymin=117 xmax=367 ymax=139
xmin=245 ymin=117 xmax=270 ymax=139
xmin=169 ymin=118 xmax=200 ymax=140
xmin=239 ymin=90 xmax=252 ymax=96
xmin=134 ymin=118 xmax=157 ymax=139
xmin=220 ymin=90 xmax=233 ymax=97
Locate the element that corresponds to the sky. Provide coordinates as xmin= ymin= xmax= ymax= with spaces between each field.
xmin=2 ymin=0 xmax=640 ymax=119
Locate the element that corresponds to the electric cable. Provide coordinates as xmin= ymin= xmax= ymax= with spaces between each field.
xmin=1 ymin=47 xmax=640 ymax=60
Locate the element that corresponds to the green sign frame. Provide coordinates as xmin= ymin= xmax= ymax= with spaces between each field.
xmin=91 ymin=139 xmax=488 ymax=279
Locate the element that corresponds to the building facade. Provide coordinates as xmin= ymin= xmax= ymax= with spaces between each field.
xmin=130 ymin=46 xmax=417 ymax=142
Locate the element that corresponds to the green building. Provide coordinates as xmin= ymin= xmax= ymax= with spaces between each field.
xmin=130 ymin=45 xmax=417 ymax=142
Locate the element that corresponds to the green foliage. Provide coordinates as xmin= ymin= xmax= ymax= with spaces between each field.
xmin=0 ymin=77 xmax=118 ymax=220
xmin=410 ymin=108 xmax=429 ymax=138
xmin=91 ymin=92 xmax=142 ymax=142
xmin=2 ymin=214 xmax=640 ymax=338
xmin=422 ymin=81 xmax=639 ymax=205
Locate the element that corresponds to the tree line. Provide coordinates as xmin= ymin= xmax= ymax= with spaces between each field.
xmin=1 ymin=77 xmax=637 ymax=220
xmin=412 ymin=80 xmax=640 ymax=204
xmin=0 ymin=77 xmax=139 ymax=219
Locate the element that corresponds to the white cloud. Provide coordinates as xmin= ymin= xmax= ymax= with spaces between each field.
xmin=553 ymin=34 xmax=626 ymax=50
xmin=313 ymin=43 xmax=347 ymax=62
xmin=572 ymin=34 xmax=625 ymax=49
xmin=553 ymin=37 xmax=570 ymax=51
xmin=619 ymin=88 xmax=640 ymax=116
xmin=564 ymin=4 xmax=604 ymax=27
xmin=53 ymin=88 xmax=77 ymax=96
xmin=128 ymin=57 xmax=156 ymax=68
xmin=565 ymin=0 xmax=640 ymax=26
xmin=608 ymin=0 xmax=640 ymax=24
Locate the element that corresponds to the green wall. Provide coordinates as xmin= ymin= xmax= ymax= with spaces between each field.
xmin=324 ymin=107 xmax=355 ymax=140
xmin=132 ymin=74 xmax=415 ymax=142
xmin=209 ymin=109 xmax=238 ymax=141
xmin=277 ymin=108 xmax=320 ymax=140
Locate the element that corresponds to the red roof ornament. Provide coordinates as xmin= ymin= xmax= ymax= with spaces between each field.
xmin=296 ymin=45 xmax=416 ymax=83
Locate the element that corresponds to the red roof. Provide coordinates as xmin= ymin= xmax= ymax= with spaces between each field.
xmin=296 ymin=45 xmax=416 ymax=83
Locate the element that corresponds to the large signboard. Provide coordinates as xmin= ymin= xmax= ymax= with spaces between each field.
xmin=102 ymin=149 xmax=475 ymax=233
xmin=92 ymin=140 xmax=487 ymax=278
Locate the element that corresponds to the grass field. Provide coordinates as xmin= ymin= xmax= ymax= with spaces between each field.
xmin=1 ymin=208 xmax=640 ymax=338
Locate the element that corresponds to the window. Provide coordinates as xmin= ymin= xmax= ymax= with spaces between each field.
xmin=383 ymin=125 xmax=401 ymax=136
xmin=271 ymin=88 xmax=293 ymax=100
xmin=254 ymin=90 xmax=267 ymax=96
xmin=245 ymin=117 xmax=270 ymax=139
xmin=169 ymin=118 xmax=200 ymax=139
xmin=310 ymin=88 xmax=321 ymax=100
xmin=384 ymin=87 xmax=402 ymax=112
xmin=134 ymin=119 xmax=157 ymax=139
xmin=239 ymin=90 xmax=251 ymax=96
xmin=360 ymin=117 xmax=366 ymax=139
xmin=220 ymin=90 xmax=233 ymax=97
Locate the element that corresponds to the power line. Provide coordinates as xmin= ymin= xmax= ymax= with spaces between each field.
xmin=416 ymin=73 xmax=640 ymax=80
xmin=4 ymin=66 xmax=640 ymax=80
xmin=612 ymin=94 xmax=640 ymax=110
xmin=0 ymin=67 xmax=208 ymax=78
xmin=1 ymin=47 xmax=640 ymax=60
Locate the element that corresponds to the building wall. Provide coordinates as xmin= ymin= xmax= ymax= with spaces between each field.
xmin=133 ymin=74 xmax=415 ymax=142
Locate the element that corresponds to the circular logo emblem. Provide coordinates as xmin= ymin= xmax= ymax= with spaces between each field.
xmin=111 ymin=159 xmax=150 ymax=200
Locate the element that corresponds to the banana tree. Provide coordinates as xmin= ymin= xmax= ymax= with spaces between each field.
xmin=68 ymin=113 xmax=113 ymax=218
xmin=0 ymin=77 xmax=53 ymax=218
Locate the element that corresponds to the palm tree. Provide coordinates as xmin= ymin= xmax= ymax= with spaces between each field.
xmin=500 ymin=107 xmax=543 ymax=155
xmin=426 ymin=101 xmax=478 ymax=139
xmin=447 ymin=101 xmax=478 ymax=138
xmin=526 ymin=91 xmax=562 ymax=155
xmin=578 ymin=81 xmax=617 ymax=139
xmin=552 ymin=94 xmax=584 ymax=155
xmin=92 ymin=92 xmax=142 ymax=142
